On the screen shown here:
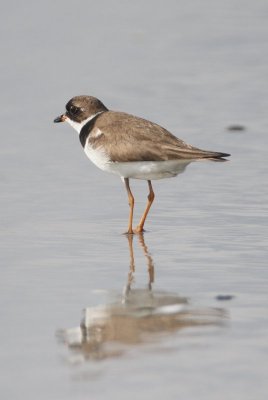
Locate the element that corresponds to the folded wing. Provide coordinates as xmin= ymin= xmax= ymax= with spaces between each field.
xmin=89 ymin=112 xmax=230 ymax=162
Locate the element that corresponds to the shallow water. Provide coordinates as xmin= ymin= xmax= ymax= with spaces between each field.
xmin=1 ymin=1 xmax=268 ymax=399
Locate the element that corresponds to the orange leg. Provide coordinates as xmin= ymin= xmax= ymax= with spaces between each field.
xmin=135 ymin=180 xmax=155 ymax=233
xmin=124 ymin=178 xmax=135 ymax=234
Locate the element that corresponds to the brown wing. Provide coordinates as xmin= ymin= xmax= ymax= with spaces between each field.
xmin=89 ymin=111 xmax=230 ymax=162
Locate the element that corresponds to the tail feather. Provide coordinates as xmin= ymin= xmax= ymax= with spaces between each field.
xmin=204 ymin=151 xmax=230 ymax=162
xmin=164 ymin=145 xmax=231 ymax=161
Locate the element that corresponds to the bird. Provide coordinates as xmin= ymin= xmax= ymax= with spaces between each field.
xmin=54 ymin=95 xmax=230 ymax=234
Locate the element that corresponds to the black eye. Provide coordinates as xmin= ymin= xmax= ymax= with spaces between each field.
xmin=70 ymin=105 xmax=79 ymax=115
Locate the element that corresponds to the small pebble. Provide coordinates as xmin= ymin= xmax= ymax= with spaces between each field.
xmin=216 ymin=294 xmax=235 ymax=301
xmin=227 ymin=125 xmax=245 ymax=131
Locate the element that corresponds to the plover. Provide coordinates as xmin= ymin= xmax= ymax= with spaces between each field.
xmin=54 ymin=95 xmax=230 ymax=234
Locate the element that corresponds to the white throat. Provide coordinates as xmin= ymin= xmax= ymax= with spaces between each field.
xmin=66 ymin=112 xmax=103 ymax=134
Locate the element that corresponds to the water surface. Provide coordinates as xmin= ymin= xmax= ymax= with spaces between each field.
xmin=1 ymin=1 xmax=268 ymax=399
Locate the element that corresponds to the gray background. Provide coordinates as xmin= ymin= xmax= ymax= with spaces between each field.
xmin=1 ymin=1 xmax=268 ymax=399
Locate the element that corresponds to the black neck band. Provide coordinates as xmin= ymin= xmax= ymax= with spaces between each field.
xmin=79 ymin=112 xmax=104 ymax=147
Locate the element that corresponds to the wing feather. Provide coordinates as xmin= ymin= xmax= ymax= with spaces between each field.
xmin=87 ymin=111 xmax=230 ymax=162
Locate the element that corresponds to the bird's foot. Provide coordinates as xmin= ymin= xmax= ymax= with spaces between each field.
xmin=124 ymin=228 xmax=134 ymax=235
xmin=124 ymin=227 xmax=145 ymax=235
xmin=134 ymin=226 xmax=145 ymax=234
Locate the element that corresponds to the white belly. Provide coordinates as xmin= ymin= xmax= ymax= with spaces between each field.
xmin=84 ymin=143 xmax=192 ymax=180
xmin=106 ymin=160 xmax=192 ymax=180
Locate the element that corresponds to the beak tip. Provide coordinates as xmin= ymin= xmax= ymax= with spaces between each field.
xmin=54 ymin=116 xmax=63 ymax=123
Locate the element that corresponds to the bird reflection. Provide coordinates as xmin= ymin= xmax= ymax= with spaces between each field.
xmin=58 ymin=234 xmax=226 ymax=362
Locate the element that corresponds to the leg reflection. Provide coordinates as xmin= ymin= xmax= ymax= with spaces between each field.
xmin=137 ymin=233 xmax=154 ymax=289
xmin=124 ymin=233 xmax=155 ymax=298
